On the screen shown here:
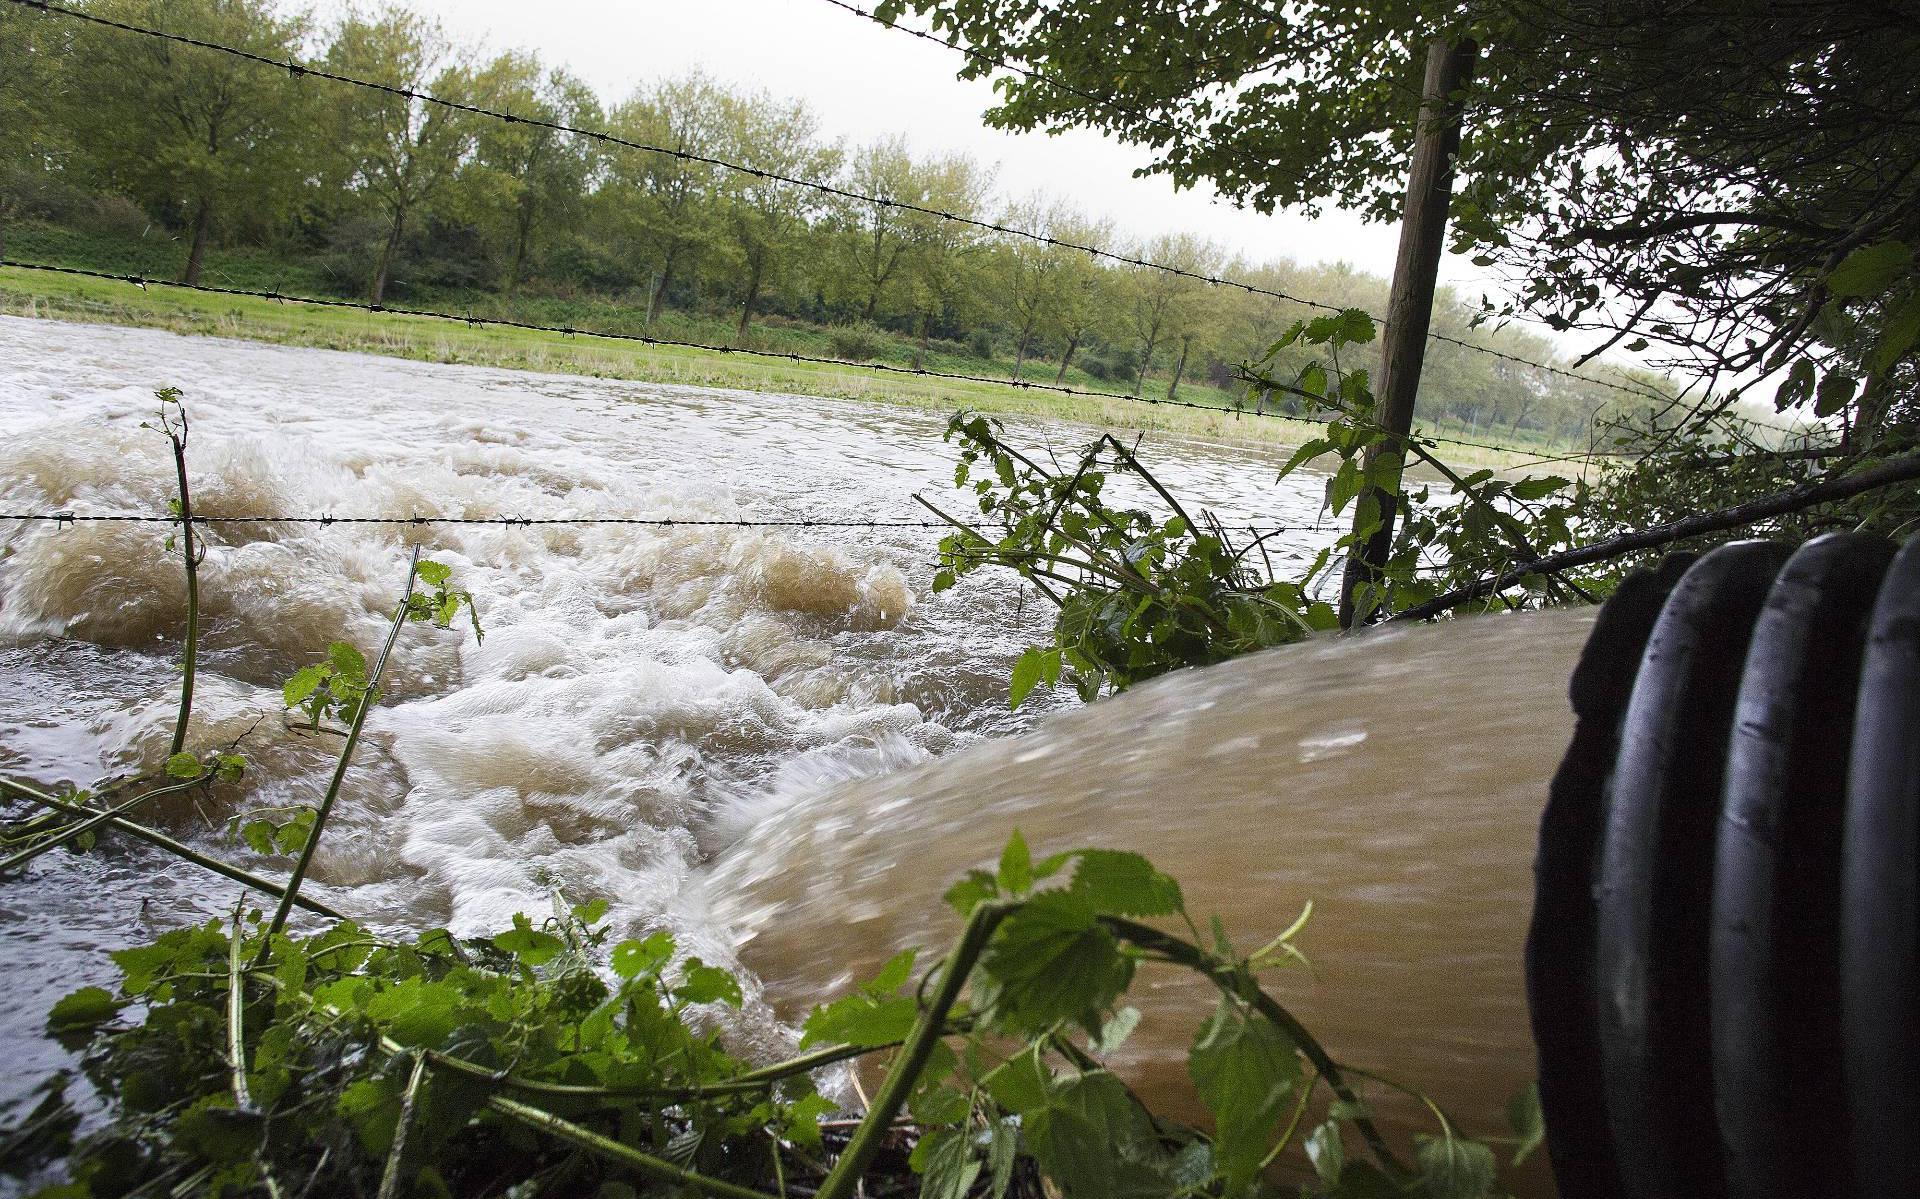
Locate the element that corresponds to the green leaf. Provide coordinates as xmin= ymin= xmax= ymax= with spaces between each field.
xmin=1871 ymin=289 xmax=1920 ymax=374
xmin=998 ymin=829 xmax=1034 ymax=895
xmin=1828 ymin=240 xmax=1912 ymax=298
xmin=982 ymin=1043 xmax=1053 ymax=1114
xmin=611 ymin=931 xmax=675 ymax=980
xmin=1307 ymin=1119 xmax=1346 ymax=1185
xmin=414 ymin=559 xmax=453 ymax=586
xmin=912 ymin=1129 xmax=982 ymax=1199
xmin=1188 ymin=995 xmax=1301 ymax=1192
xmin=1815 ymin=370 xmax=1858 ymax=418
xmin=1509 ymin=475 xmax=1571 ymax=501
xmin=987 ymin=1116 xmax=1019 ymax=1199
xmin=980 ymin=890 xmax=1132 ymax=1035
xmin=47 ymin=986 xmax=124 ymax=1034
xmin=674 ymin=958 xmax=743 ymax=1007
xmin=327 ymin=641 xmax=367 ymax=682
xmin=1090 ymin=1005 xmax=1141 ymax=1054
xmin=783 ymin=1091 xmax=835 ymax=1154
xmin=282 ymin=664 xmax=326 ymax=708
xmin=1507 ymin=1082 xmax=1545 ymax=1166
xmin=1775 ymin=358 xmax=1816 ymax=410
xmin=164 ymin=752 xmax=204 ymax=779
xmin=1024 ymin=1071 xmax=1171 ymax=1198
xmin=1278 ymin=437 xmax=1334 ymax=480
xmin=1328 ymin=458 xmax=1364 ymax=515
xmin=1334 ymin=308 xmax=1377 ymax=346
xmin=801 ymin=991 xmax=918 ymax=1049
xmin=1009 ymin=648 xmax=1048 ymax=709
xmin=1068 ymin=850 xmax=1183 ymax=917
xmin=944 ymin=869 xmax=999 ymax=917
xmin=492 ymin=915 xmax=564 ymax=967
xmin=1415 ymin=1133 xmax=1498 ymax=1199
xmin=572 ymin=897 xmax=609 ymax=927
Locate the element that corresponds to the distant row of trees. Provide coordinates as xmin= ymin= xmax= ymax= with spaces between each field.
xmin=0 ymin=0 xmax=1669 ymax=442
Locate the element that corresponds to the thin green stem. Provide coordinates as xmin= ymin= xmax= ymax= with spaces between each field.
xmin=1099 ymin=916 xmax=1410 ymax=1182
xmin=0 ymin=773 xmax=208 ymax=873
xmin=815 ymin=900 xmax=1015 ymax=1199
xmin=1260 ymin=1073 xmax=1322 ymax=1173
xmin=377 ymin=1052 xmax=429 ymax=1199
xmin=227 ymin=904 xmax=251 ymax=1110
xmin=485 ymin=1094 xmax=774 ymax=1199
xmin=0 ymin=777 xmax=343 ymax=917
xmin=165 ymin=405 xmax=199 ymax=759
xmin=256 ymin=547 xmax=420 ymax=960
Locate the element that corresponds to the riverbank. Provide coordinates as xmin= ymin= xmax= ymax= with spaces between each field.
xmin=0 ymin=265 xmax=1564 ymax=474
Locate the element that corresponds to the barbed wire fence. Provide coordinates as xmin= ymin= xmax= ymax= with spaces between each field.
xmin=2 ymin=258 xmax=1645 ymax=463
xmin=5 ymin=0 xmax=1726 ymax=425
xmin=0 ymin=0 xmax=1824 ymax=608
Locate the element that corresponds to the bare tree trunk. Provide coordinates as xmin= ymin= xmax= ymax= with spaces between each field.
xmin=647 ymin=250 xmax=679 ymax=324
xmin=1168 ymin=334 xmax=1193 ymax=400
xmin=1013 ymin=315 xmax=1037 ymax=377
xmin=371 ymin=205 xmax=407 ymax=306
xmin=182 ymin=198 xmax=215 ymax=286
xmin=913 ymin=309 xmax=932 ymax=369
xmin=1054 ymin=332 xmax=1082 ymax=384
xmin=1133 ymin=332 xmax=1160 ymax=397
xmin=505 ymin=207 xmax=534 ymax=296
xmin=736 ymin=256 xmax=765 ymax=341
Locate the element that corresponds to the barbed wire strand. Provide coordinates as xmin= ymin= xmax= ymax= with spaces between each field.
xmin=825 ymin=0 xmax=1849 ymax=447
xmin=12 ymin=0 xmax=1673 ymax=407
xmin=0 ymin=511 xmax=1332 ymax=535
xmin=1 ymin=259 xmax=1612 ymax=462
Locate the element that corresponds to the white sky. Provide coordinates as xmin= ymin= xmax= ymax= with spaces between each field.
xmin=344 ymin=0 xmax=1435 ymax=286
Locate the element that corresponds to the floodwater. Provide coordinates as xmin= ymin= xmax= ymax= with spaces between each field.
xmin=0 ymin=316 xmax=1575 ymax=1192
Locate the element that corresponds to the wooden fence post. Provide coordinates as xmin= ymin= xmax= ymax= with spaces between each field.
xmin=1338 ymin=36 xmax=1479 ymax=627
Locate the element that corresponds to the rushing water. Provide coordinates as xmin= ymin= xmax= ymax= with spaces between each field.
xmin=0 ymin=316 xmax=1574 ymax=1192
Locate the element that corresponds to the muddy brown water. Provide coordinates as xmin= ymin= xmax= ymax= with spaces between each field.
xmin=1 ymin=317 xmax=1575 ymax=1194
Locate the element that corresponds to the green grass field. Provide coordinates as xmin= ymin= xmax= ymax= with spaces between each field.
xmin=0 ymin=235 xmax=1573 ymax=476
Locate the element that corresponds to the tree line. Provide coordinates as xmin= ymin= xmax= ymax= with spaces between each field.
xmin=0 ymin=0 xmax=1673 ymax=444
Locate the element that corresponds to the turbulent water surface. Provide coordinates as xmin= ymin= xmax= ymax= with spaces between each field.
xmin=0 ymin=316 xmax=1574 ymax=1192
xmin=0 ymin=318 xmax=1337 ymax=1086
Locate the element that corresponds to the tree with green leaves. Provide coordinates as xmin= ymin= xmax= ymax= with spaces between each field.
xmin=602 ymin=73 xmax=729 ymax=324
xmin=57 ymin=0 xmax=310 ymax=285
xmin=1122 ymin=234 xmax=1222 ymax=398
xmin=323 ymin=5 xmax=476 ymax=306
xmin=901 ymin=152 xmax=994 ymax=365
xmin=1042 ymin=213 xmax=1119 ymax=383
xmin=0 ymin=3 xmax=79 ymax=255
xmin=462 ymin=54 xmax=601 ymax=296
xmin=716 ymin=90 xmax=841 ymax=339
xmin=881 ymin=0 xmax=1919 ymax=436
xmin=834 ymin=135 xmax=921 ymax=324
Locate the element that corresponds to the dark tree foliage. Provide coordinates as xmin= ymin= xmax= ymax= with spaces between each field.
xmin=881 ymin=0 xmax=1920 ymax=437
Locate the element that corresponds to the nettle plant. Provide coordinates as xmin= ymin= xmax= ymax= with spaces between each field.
xmin=928 ymin=310 xmax=1603 ymax=709
xmin=21 ymin=834 xmax=1539 ymax=1199
xmin=927 ymin=414 xmax=1340 ymax=707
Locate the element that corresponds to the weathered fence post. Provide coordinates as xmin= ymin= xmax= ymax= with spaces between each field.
xmin=1339 ymin=36 xmax=1479 ymax=627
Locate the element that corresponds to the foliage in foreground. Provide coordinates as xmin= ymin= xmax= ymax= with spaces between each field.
xmin=8 ymin=836 xmax=1539 ymax=1199
xmin=0 ymin=390 xmax=1544 ymax=1198
xmin=939 ymin=306 xmax=1919 ymax=707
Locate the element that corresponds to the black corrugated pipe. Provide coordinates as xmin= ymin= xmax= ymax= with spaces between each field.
xmin=1529 ymin=534 xmax=1920 ymax=1199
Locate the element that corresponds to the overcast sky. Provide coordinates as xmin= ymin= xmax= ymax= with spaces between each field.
xmin=333 ymin=0 xmax=1456 ymax=288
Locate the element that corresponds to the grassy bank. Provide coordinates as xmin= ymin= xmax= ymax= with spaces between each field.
xmin=0 ymin=260 xmax=1564 ymax=474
